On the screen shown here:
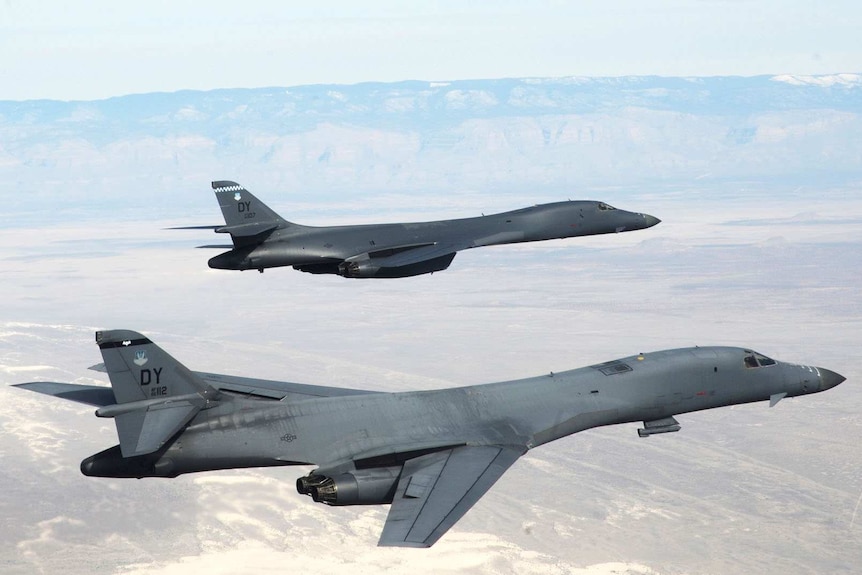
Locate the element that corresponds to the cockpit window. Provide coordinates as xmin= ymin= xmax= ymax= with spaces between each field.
xmin=597 ymin=202 xmax=616 ymax=211
xmin=743 ymin=352 xmax=777 ymax=368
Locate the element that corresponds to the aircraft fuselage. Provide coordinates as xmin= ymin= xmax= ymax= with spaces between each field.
xmin=207 ymin=200 xmax=659 ymax=276
xmin=80 ymin=346 xmax=842 ymax=479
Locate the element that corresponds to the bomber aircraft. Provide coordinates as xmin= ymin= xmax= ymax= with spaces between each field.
xmin=15 ymin=330 xmax=845 ymax=547
xmin=174 ymin=181 xmax=660 ymax=277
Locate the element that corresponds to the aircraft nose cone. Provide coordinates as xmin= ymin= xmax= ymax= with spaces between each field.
xmin=819 ymin=368 xmax=846 ymax=391
xmin=643 ymin=214 xmax=661 ymax=228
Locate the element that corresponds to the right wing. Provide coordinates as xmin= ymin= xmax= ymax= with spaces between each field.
xmin=378 ymin=445 xmax=524 ymax=547
xmin=195 ymin=372 xmax=379 ymax=401
xmin=88 ymin=363 xmax=377 ymax=401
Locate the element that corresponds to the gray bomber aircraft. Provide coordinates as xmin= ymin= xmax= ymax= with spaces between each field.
xmin=15 ymin=330 xmax=845 ymax=547
xmin=175 ymin=181 xmax=660 ymax=277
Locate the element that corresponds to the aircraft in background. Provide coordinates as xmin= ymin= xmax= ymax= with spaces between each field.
xmin=173 ymin=181 xmax=660 ymax=277
xmin=15 ymin=330 xmax=844 ymax=547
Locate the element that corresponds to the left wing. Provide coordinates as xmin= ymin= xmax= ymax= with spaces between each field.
xmin=339 ymin=229 xmax=527 ymax=278
xmin=358 ymin=228 xmax=526 ymax=268
xmin=378 ymin=445 xmax=524 ymax=547
xmin=361 ymin=242 xmax=459 ymax=267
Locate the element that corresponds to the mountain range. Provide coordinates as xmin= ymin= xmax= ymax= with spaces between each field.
xmin=2 ymin=74 xmax=860 ymax=223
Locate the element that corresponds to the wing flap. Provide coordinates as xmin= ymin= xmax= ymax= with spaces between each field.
xmin=379 ymin=445 xmax=523 ymax=547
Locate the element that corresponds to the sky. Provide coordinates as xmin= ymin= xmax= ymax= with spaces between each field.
xmin=2 ymin=0 xmax=861 ymax=101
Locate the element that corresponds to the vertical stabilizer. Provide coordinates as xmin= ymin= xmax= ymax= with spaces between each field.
xmin=96 ymin=330 xmax=216 ymax=403
xmin=95 ymin=330 xmax=217 ymax=457
xmin=212 ymin=181 xmax=289 ymax=232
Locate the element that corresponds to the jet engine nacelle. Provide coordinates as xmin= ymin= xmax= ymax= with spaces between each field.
xmin=338 ymin=260 xmax=380 ymax=278
xmin=296 ymin=467 xmax=401 ymax=506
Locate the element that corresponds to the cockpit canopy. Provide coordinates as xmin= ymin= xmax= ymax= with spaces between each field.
xmin=743 ymin=350 xmax=777 ymax=369
xmin=597 ymin=202 xmax=616 ymax=211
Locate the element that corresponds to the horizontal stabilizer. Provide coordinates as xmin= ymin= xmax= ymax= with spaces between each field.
xmin=196 ymin=244 xmax=235 ymax=249
xmin=167 ymin=225 xmax=221 ymax=230
xmin=215 ymin=221 xmax=279 ymax=238
xmin=13 ymin=382 xmax=115 ymax=407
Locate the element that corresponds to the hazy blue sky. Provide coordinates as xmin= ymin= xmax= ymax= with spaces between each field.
xmin=2 ymin=0 xmax=860 ymax=101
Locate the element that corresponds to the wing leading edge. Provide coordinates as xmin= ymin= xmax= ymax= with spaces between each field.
xmin=379 ymin=445 xmax=524 ymax=547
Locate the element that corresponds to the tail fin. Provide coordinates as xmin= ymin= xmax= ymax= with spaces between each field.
xmin=212 ymin=181 xmax=289 ymax=244
xmin=95 ymin=330 xmax=218 ymax=457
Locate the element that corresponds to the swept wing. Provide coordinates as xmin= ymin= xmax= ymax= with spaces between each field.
xmin=24 ymin=364 xmax=379 ymax=403
xmin=378 ymin=445 xmax=523 ymax=547
xmin=195 ymin=372 xmax=378 ymax=400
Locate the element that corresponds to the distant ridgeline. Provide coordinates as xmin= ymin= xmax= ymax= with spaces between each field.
xmin=1 ymin=74 xmax=860 ymax=213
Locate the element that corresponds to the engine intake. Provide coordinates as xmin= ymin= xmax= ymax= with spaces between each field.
xmin=296 ymin=467 xmax=401 ymax=506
